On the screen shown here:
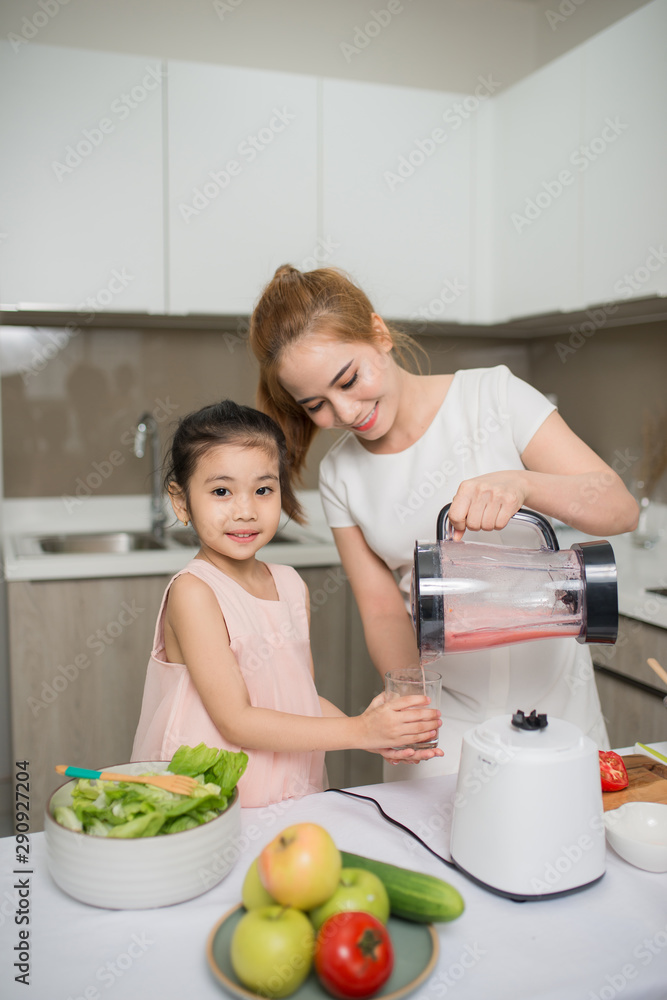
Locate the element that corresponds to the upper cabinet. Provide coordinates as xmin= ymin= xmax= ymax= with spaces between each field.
xmin=487 ymin=48 xmax=584 ymax=322
xmin=580 ymin=0 xmax=667 ymax=308
xmin=167 ymin=63 xmax=318 ymax=315
xmin=321 ymin=78 xmax=474 ymax=323
xmin=1 ymin=0 xmax=664 ymax=323
xmin=0 ymin=43 xmax=164 ymax=313
xmin=488 ymin=0 xmax=667 ymax=321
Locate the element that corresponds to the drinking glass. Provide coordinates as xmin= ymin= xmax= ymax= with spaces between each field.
xmin=384 ymin=667 xmax=441 ymax=750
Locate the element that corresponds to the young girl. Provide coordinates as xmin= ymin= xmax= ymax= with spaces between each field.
xmin=248 ymin=265 xmax=639 ymax=778
xmin=131 ymin=400 xmax=442 ymax=806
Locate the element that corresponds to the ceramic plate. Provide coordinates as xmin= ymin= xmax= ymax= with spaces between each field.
xmin=207 ymin=904 xmax=439 ymax=1000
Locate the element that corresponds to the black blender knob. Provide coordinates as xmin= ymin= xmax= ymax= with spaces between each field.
xmin=511 ymin=709 xmax=548 ymax=730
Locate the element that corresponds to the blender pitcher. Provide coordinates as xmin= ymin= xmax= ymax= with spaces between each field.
xmin=411 ymin=505 xmax=618 ymax=662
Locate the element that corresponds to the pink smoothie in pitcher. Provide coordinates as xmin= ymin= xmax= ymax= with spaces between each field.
xmin=443 ymin=618 xmax=583 ymax=653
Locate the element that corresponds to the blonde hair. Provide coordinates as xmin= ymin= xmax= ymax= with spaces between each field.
xmin=249 ymin=265 xmax=426 ymax=478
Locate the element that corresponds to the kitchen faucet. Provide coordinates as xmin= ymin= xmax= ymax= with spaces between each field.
xmin=134 ymin=412 xmax=167 ymax=541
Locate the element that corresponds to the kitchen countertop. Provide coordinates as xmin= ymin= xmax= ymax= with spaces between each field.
xmin=1 ymin=768 xmax=666 ymax=1000
xmin=3 ymin=495 xmax=666 ymax=629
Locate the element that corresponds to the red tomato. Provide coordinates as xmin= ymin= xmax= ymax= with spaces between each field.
xmin=315 ymin=911 xmax=394 ymax=999
xmin=599 ymin=750 xmax=629 ymax=791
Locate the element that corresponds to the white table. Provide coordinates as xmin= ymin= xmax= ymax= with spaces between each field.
xmin=1 ymin=773 xmax=666 ymax=1000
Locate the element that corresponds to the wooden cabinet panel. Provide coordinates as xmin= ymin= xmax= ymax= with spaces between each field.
xmin=300 ymin=566 xmax=383 ymax=789
xmin=9 ymin=576 xmax=170 ymax=832
xmin=594 ymin=672 xmax=666 ymax=750
xmin=592 ymin=615 xmax=667 ymax=749
xmin=345 ymin=590 xmax=384 ymax=789
xmin=593 ymin=615 xmax=667 ymax=687
xmin=299 ymin=566 xmax=349 ymax=790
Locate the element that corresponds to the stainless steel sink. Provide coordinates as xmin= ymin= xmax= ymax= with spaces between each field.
xmin=15 ymin=526 xmax=314 ymax=558
xmin=36 ymin=531 xmax=167 ymax=554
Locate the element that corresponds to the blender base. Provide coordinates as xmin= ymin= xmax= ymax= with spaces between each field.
xmin=449 ymin=856 xmax=605 ymax=902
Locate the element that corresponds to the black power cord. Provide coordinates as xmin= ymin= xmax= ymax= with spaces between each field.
xmin=325 ymin=786 xmax=598 ymax=904
xmin=324 ymin=786 xmax=459 ymax=871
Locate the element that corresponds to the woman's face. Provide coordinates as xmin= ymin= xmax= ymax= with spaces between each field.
xmin=277 ymin=320 xmax=401 ymax=442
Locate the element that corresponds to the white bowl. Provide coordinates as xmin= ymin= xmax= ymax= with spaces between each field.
xmin=44 ymin=761 xmax=241 ymax=908
xmin=604 ymin=802 xmax=667 ymax=873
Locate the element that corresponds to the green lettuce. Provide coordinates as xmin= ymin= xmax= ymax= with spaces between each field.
xmin=53 ymin=743 xmax=248 ymax=838
xmin=168 ymin=742 xmax=249 ymax=796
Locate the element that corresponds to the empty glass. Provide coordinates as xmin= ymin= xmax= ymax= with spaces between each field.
xmin=384 ymin=667 xmax=441 ymax=750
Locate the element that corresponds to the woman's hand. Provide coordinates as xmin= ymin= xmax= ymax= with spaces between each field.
xmin=374 ymin=745 xmax=445 ymax=765
xmin=447 ymin=471 xmax=529 ymax=540
xmin=358 ymin=691 xmax=442 ymax=752
xmin=447 ymin=410 xmax=640 ymax=539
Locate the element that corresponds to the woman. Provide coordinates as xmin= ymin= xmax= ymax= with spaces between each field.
xmin=249 ymin=265 xmax=639 ymax=776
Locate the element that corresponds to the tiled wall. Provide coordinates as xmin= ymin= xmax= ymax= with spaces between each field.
xmin=1 ymin=320 xmax=665 ymax=501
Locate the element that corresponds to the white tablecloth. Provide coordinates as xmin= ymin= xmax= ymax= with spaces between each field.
xmin=1 ymin=773 xmax=666 ymax=1000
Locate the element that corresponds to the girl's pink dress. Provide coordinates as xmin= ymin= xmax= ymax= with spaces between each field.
xmin=131 ymin=559 xmax=326 ymax=807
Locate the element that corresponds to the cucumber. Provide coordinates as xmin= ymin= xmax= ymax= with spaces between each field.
xmin=340 ymin=851 xmax=464 ymax=923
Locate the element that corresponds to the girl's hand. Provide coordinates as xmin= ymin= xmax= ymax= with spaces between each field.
xmin=374 ymin=745 xmax=445 ymax=765
xmin=359 ymin=692 xmax=442 ymax=751
xmin=447 ymin=471 xmax=529 ymax=540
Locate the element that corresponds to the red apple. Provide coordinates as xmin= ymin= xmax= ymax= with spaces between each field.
xmin=258 ymin=823 xmax=342 ymax=910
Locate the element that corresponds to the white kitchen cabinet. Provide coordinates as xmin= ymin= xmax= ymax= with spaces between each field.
xmin=488 ymin=47 xmax=584 ymax=322
xmin=167 ymin=62 xmax=318 ymax=315
xmin=580 ymin=0 xmax=667 ymax=308
xmin=0 ymin=43 xmax=164 ymax=312
xmin=321 ymin=78 xmax=474 ymax=323
xmin=487 ymin=0 xmax=667 ymax=323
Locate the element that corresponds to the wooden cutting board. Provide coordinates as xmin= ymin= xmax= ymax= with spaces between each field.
xmin=602 ymin=754 xmax=667 ymax=811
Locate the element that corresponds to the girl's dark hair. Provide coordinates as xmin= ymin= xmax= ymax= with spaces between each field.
xmin=164 ymin=399 xmax=304 ymax=525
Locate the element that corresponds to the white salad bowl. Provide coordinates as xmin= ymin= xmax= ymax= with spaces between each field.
xmin=604 ymin=802 xmax=667 ymax=873
xmin=44 ymin=760 xmax=241 ymax=909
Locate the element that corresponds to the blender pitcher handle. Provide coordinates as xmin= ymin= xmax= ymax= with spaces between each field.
xmin=436 ymin=504 xmax=560 ymax=551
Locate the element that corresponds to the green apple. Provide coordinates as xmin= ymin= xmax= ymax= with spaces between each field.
xmin=242 ymin=858 xmax=275 ymax=910
xmin=309 ymin=868 xmax=390 ymax=931
xmin=258 ymin=823 xmax=341 ymax=910
xmin=230 ymin=905 xmax=315 ymax=998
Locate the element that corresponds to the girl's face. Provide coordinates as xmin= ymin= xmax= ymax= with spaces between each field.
xmin=277 ymin=320 xmax=401 ymax=442
xmin=170 ymin=441 xmax=282 ymax=566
